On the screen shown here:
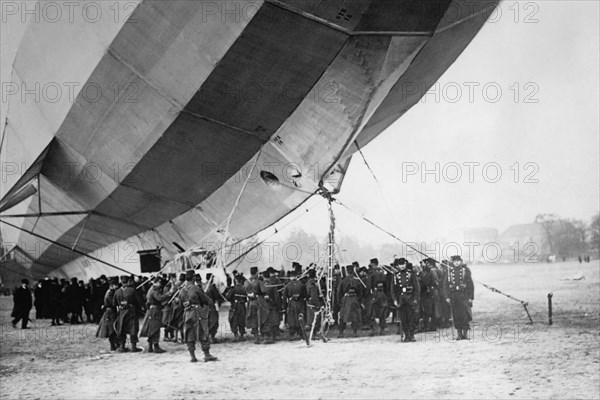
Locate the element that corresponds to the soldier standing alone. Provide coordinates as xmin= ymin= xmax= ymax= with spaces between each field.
xmin=443 ymin=255 xmax=474 ymax=340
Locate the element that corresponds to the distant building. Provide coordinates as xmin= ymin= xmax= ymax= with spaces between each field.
xmin=464 ymin=227 xmax=499 ymax=244
xmin=499 ymin=223 xmax=547 ymax=262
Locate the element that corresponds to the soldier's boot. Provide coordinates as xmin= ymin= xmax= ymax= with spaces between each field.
xmin=239 ymin=332 xmax=246 ymax=341
xmin=337 ymin=329 xmax=344 ymax=338
xmin=109 ymin=339 xmax=117 ymax=351
xmin=233 ymin=332 xmax=239 ymax=342
xmin=203 ymin=349 xmax=218 ymax=362
xmin=189 ymin=350 xmax=198 ymax=363
xmin=287 ymin=330 xmax=296 ymax=341
xmin=154 ymin=343 xmax=166 ymax=353
xmin=253 ymin=334 xmax=260 ymax=344
xmin=131 ymin=342 xmax=142 ymax=353
xmin=352 ymin=328 xmax=358 ymax=337
xmin=117 ymin=341 xmax=129 ymax=352
xmin=146 ymin=343 xmax=154 ymax=353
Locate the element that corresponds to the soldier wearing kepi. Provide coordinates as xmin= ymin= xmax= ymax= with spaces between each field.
xmin=420 ymin=258 xmax=440 ymax=332
xmin=262 ymin=267 xmax=283 ymax=344
xmin=244 ymin=267 xmax=265 ymax=344
xmin=180 ymin=270 xmax=217 ymax=362
xmin=368 ymin=258 xmax=389 ymax=335
xmin=444 ymin=255 xmax=474 ymax=340
xmin=140 ymin=277 xmax=169 ymax=353
xmin=96 ymin=277 xmax=119 ymax=351
xmin=392 ymin=258 xmax=420 ymax=342
xmin=283 ymin=270 xmax=306 ymax=340
xmin=114 ymin=275 xmax=142 ymax=352
xmin=337 ymin=264 xmax=364 ymax=338
xmin=226 ymin=274 xmax=247 ymax=342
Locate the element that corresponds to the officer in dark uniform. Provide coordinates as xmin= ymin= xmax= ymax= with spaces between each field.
xmin=181 ymin=270 xmax=217 ymax=362
xmin=244 ymin=267 xmax=262 ymax=344
xmin=368 ymin=258 xmax=389 ymax=335
xmin=420 ymin=258 xmax=439 ymax=332
xmin=337 ymin=265 xmax=364 ymax=338
xmin=283 ymin=270 xmax=306 ymax=340
xmin=359 ymin=266 xmax=374 ymax=331
xmin=262 ymin=267 xmax=283 ymax=343
xmin=114 ymin=275 xmax=142 ymax=352
xmin=392 ymin=258 xmax=420 ymax=342
xmin=226 ymin=274 xmax=247 ymax=341
xmin=443 ymin=255 xmax=474 ymax=340
xmin=11 ymin=279 xmax=32 ymax=329
xmin=140 ymin=276 xmax=170 ymax=353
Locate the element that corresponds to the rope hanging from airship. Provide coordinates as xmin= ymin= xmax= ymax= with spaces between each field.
xmin=338 ymin=148 xmax=534 ymax=324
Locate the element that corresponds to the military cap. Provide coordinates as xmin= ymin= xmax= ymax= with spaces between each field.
xmin=394 ymin=258 xmax=407 ymax=266
xmin=234 ymin=274 xmax=245 ymax=282
xmin=179 ymin=273 xmax=186 ymax=282
xmin=451 ymin=255 xmax=462 ymax=261
xmin=265 ymin=267 xmax=276 ymax=276
xmin=21 ymin=278 xmax=29 ymax=285
xmin=307 ymin=269 xmax=316 ymax=279
xmin=109 ymin=277 xmax=119 ymax=285
xmin=153 ymin=276 xmax=162 ymax=284
xmin=194 ymin=274 xmax=202 ymax=282
xmin=120 ymin=275 xmax=130 ymax=283
xmin=250 ymin=266 xmax=259 ymax=275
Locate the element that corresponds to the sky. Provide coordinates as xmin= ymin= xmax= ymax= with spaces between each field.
xmin=1 ymin=0 xmax=599 ymax=250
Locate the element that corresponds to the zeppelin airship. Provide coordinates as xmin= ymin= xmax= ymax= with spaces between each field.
xmin=0 ymin=0 xmax=500 ymax=287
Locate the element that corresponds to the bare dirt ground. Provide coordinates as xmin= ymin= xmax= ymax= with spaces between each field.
xmin=1 ymin=261 xmax=599 ymax=400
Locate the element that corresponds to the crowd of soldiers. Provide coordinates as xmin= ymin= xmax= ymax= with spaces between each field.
xmin=11 ymin=254 xmax=474 ymax=363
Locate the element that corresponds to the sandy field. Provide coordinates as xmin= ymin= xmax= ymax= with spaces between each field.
xmin=1 ymin=261 xmax=598 ymax=399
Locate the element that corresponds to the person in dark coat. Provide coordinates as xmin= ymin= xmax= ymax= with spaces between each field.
xmin=140 ymin=277 xmax=169 ymax=353
xmin=180 ymin=270 xmax=217 ymax=362
xmin=12 ymin=279 xmax=32 ymax=329
xmin=244 ymin=267 xmax=268 ymax=344
xmin=114 ymin=275 xmax=142 ymax=352
xmin=33 ymin=280 xmax=46 ymax=319
xmin=226 ymin=274 xmax=247 ymax=341
xmin=420 ymin=258 xmax=440 ymax=332
xmin=367 ymin=258 xmax=390 ymax=335
xmin=47 ymin=278 xmax=62 ymax=326
xmin=64 ymin=277 xmax=82 ymax=324
xmin=283 ymin=270 xmax=306 ymax=340
xmin=204 ymin=273 xmax=221 ymax=343
xmin=168 ymin=273 xmax=186 ymax=343
xmin=96 ymin=278 xmax=119 ymax=350
xmin=337 ymin=265 xmax=364 ymax=338
xmin=443 ymin=255 xmax=474 ymax=340
xmin=392 ymin=258 xmax=420 ymax=342
xmin=261 ymin=267 xmax=283 ymax=344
